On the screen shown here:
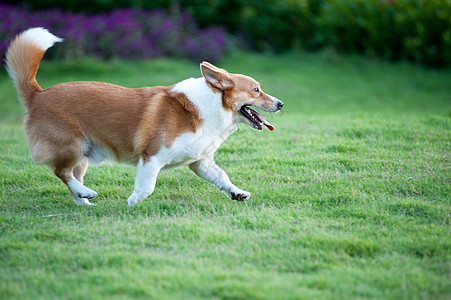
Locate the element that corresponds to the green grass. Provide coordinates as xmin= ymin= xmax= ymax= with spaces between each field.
xmin=0 ymin=51 xmax=450 ymax=299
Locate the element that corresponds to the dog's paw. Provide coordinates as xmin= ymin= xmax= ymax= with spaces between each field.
xmin=126 ymin=195 xmax=139 ymax=207
xmin=77 ymin=190 xmax=98 ymax=200
xmin=68 ymin=179 xmax=98 ymax=199
xmin=230 ymin=189 xmax=251 ymax=201
xmin=73 ymin=196 xmax=96 ymax=206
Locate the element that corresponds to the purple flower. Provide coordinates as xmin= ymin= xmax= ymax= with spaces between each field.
xmin=180 ymin=28 xmax=227 ymax=63
xmin=0 ymin=3 xmax=228 ymax=62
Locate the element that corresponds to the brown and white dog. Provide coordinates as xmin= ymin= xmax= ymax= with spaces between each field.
xmin=5 ymin=28 xmax=283 ymax=206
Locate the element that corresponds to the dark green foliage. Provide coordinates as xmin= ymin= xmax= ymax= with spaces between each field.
xmin=315 ymin=0 xmax=451 ymax=67
xmin=7 ymin=0 xmax=450 ymax=67
xmin=0 ymin=3 xmax=227 ymax=63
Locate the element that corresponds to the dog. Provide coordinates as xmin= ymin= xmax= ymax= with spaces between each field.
xmin=5 ymin=27 xmax=283 ymax=206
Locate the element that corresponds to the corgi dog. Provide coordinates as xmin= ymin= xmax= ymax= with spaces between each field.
xmin=5 ymin=28 xmax=283 ymax=206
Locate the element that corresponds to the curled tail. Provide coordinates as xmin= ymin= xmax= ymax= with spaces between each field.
xmin=5 ymin=27 xmax=63 ymax=109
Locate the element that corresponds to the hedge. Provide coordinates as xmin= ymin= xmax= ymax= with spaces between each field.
xmin=0 ymin=3 xmax=227 ymax=63
xmin=3 ymin=0 xmax=451 ymax=67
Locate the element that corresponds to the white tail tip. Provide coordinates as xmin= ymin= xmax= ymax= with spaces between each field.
xmin=20 ymin=27 xmax=63 ymax=51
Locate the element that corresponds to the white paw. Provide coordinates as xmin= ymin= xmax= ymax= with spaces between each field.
xmin=73 ymin=196 xmax=96 ymax=206
xmin=68 ymin=179 xmax=98 ymax=199
xmin=230 ymin=188 xmax=251 ymax=201
xmin=78 ymin=189 xmax=98 ymax=199
xmin=126 ymin=195 xmax=139 ymax=207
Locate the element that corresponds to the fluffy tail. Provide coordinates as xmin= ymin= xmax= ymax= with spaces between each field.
xmin=5 ymin=27 xmax=63 ymax=108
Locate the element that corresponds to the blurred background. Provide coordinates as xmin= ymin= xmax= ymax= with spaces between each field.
xmin=1 ymin=0 xmax=450 ymax=68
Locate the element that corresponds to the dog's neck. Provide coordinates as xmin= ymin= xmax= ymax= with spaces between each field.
xmin=172 ymin=77 xmax=235 ymax=133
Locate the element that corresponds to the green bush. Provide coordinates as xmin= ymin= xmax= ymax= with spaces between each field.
xmin=315 ymin=0 xmax=451 ymax=67
xmin=7 ymin=0 xmax=451 ymax=67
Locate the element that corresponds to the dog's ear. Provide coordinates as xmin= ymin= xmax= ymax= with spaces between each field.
xmin=200 ymin=62 xmax=234 ymax=90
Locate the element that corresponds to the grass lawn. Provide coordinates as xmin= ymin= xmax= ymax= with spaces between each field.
xmin=0 ymin=51 xmax=450 ymax=299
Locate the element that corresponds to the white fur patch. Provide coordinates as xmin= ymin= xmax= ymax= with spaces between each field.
xmin=172 ymin=77 xmax=225 ymax=121
xmin=127 ymin=157 xmax=162 ymax=206
xmin=82 ymin=141 xmax=115 ymax=165
xmin=172 ymin=77 xmax=236 ymax=134
xmin=21 ymin=27 xmax=63 ymax=50
xmin=169 ymin=77 xmax=237 ymax=164
xmin=67 ymin=178 xmax=97 ymax=199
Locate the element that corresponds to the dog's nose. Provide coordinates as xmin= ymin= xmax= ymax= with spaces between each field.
xmin=277 ymin=101 xmax=284 ymax=110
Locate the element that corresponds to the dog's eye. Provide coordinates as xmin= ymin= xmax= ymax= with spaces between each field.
xmin=253 ymin=87 xmax=259 ymax=93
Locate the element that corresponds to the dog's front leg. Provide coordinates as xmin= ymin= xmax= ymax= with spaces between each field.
xmin=189 ymin=157 xmax=250 ymax=201
xmin=127 ymin=157 xmax=162 ymax=206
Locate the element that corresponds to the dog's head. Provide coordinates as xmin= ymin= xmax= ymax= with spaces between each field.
xmin=200 ymin=62 xmax=283 ymax=131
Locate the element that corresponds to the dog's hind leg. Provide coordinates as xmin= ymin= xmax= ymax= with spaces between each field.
xmin=70 ymin=157 xmax=96 ymax=205
xmin=55 ymin=167 xmax=98 ymax=206
xmin=73 ymin=157 xmax=89 ymax=184
xmin=52 ymin=147 xmax=98 ymax=206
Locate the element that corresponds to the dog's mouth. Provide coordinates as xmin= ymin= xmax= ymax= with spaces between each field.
xmin=240 ymin=105 xmax=274 ymax=131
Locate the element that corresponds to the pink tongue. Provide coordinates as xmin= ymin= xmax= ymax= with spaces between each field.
xmin=264 ymin=121 xmax=275 ymax=131
xmin=253 ymin=110 xmax=275 ymax=131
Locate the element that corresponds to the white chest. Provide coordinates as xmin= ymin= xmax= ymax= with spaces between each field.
xmin=157 ymin=77 xmax=237 ymax=169
xmin=158 ymin=121 xmax=237 ymax=169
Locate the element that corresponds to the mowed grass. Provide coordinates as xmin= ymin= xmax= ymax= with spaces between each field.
xmin=0 ymin=51 xmax=450 ymax=299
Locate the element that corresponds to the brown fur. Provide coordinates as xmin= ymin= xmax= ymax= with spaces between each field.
xmin=200 ymin=62 xmax=277 ymax=113
xmin=6 ymin=39 xmax=44 ymax=102
xmin=6 ymin=31 xmax=281 ymax=205
xmin=25 ymin=82 xmax=203 ymax=178
xmin=6 ymin=35 xmax=202 ymax=186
